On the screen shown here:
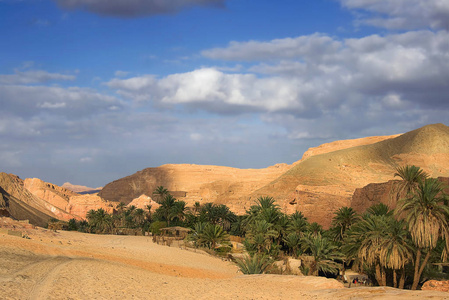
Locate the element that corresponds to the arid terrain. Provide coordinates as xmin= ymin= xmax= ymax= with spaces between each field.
xmin=2 ymin=124 xmax=449 ymax=229
xmin=1 ymin=218 xmax=448 ymax=300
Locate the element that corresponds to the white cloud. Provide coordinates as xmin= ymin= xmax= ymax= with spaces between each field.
xmin=107 ymin=30 xmax=449 ymax=121
xmin=55 ymin=0 xmax=226 ymax=17
xmin=340 ymin=0 xmax=449 ymax=30
xmin=202 ymin=33 xmax=342 ymax=61
xmin=0 ymin=84 xmax=123 ymax=118
xmin=0 ymin=69 xmax=76 ymax=84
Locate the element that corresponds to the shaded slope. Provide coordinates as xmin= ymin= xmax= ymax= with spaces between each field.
xmin=249 ymin=123 xmax=449 ymax=226
xmin=0 ymin=186 xmax=53 ymax=227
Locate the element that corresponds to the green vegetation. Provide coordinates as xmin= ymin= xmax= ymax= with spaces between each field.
xmin=50 ymin=166 xmax=449 ymax=289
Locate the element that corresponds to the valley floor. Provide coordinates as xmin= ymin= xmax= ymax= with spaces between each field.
xmin=0 ymin=219 xmax=448 ymax=299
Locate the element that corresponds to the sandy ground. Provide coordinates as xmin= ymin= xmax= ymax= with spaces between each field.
xmin=1 ymin=222 xmax=448 ymax=299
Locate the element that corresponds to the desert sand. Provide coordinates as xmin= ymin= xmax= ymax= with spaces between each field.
xmin=1 ymin=219 xmax=448 ymax=300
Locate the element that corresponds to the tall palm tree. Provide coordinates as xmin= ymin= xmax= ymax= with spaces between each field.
xmin=343 ymin=214 xmax=388 ymax=286
xmin=395 ymin=177 xmax=449 ymax=290
xmin=379 ymin=218 xmax=413 ymax=288
xmin=330 ymin=206 xmax=358 ymax=242
xmin=393 ymin=165 xmax=428 ymax=201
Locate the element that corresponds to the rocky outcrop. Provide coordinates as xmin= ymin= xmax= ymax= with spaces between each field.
xmin=422 ymin=280 xmax=449 ymax=292
xmin=0 ymin=173 xmax=115 ymax=226
xmin=351 ymin=177 xmax=449 ymax=214
xmin=24 ymin=177 xmax=114 ymax=219
xmin=127 ymin=195 xmax=160 ymax=212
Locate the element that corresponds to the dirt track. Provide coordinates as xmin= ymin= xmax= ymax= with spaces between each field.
xmin=0 ymin=224 xmax=448 ymax=299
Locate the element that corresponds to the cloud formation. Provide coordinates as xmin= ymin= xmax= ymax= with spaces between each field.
xmin=0 ymin=69 xmax=76 ymax=84
xmin=340 ymin=0 xmax=449 ymax=30
xmin=55 ymin=0 xmax=226 ymax=17
xmin=109 ymin=30 xmax=449 ymax=121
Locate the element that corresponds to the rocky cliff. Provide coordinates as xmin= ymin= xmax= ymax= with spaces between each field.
xmin=0 ymin=173 xmax=116 ymax=226
xmin=351 ymin=177 xmax=449 ymax=213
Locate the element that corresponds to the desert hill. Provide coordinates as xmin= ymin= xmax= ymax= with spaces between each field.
xmin=251 ymin=123 xmax=449 ymax=226
xmin=61 ymin=182 xmax=102 ymax=194
xmin=99 ymin=123 xmax=449 ymax=228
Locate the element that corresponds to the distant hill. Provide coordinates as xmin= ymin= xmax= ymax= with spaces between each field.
xmin=62 ymin=182 xmax=102 ymax=194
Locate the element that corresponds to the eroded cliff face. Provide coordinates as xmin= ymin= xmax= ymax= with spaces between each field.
xmin=24 ymin=178 xmax=115 ymax=220
xmin=351 ymin=177 xmax=449 ymax=214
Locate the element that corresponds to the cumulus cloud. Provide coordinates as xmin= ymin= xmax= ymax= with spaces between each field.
xmin=54 ymin=0 xmax=226 ymax=17
xmin=340 ymin=0 xmax=449 ymax=30
xmin=108 ymin=30 xmax=449 ymax=122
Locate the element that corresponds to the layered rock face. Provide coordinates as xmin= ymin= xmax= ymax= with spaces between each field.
xmin=0 ymin=173 xmax=115 ymax=225
xmin=24 ymin=178 xmax=115 ymax=220
xmin=351 ymin=177 xmax=449 ymax=214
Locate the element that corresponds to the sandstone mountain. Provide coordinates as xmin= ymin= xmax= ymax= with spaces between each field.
xmin=0 ymin=173 xmax=115 ymax=226
xmin=3 ymin=123 xmax=448 ymax=228
xmin=99 ymin=123 xmax=449 ymax=227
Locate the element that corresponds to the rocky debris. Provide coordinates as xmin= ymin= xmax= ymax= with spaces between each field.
xmin=422 ymin=280 xmax=449 ymax=292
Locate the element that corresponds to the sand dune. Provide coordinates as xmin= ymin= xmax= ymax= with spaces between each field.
xmin=1 ymin=219 xmax=448 ymax=299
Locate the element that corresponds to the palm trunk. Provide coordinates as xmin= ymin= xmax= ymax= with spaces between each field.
xmin=399 ymin=269 xmax=405 ymax=289
xmin=411 ymin=248 xmax=421 ymax=290
xmin=381 ymin=265 xmax=387 ymax=286
xmin=393 ymin=270 xmax=397 ymax=288
xmin=375 ymin=263 xmax=382 ymax=286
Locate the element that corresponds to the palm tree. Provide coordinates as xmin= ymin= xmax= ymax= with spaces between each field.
xmin=171 ymin=200 xmax=187 ymax=224
xmin=301 ymin=233 xmax=342 ymax=276
xmin=152 ymin=186 xmax=169 ymax=203
xmin=246 ymin=220 xmax=278 ymax=254
xmin=86 ymin=208 xmax=113 ymax=234
xmin=288 ymin=212 xmax=308 ymax=235
xmin=156 ymin=194 xmax=177 ymax=226
xmin=379 ymin=218 xmax=413 ymax=288
xmin=343 ymin=214 xmax=389 ymax=286
xmin=198 ymin=223 xmax=230 ymax=249
xmin=393 ymin=165 xmax=428 ymax=201
xmin=234 ymin=254 xmax=273 ymax=274
xmin=330 ymin=206 xmax=358 ymax=242
xmin=395 ymin=177 xmax=449 ymax=290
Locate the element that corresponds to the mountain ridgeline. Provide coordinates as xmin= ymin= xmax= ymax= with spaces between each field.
xmin=2 ymin=123 xmax=449 ymax=227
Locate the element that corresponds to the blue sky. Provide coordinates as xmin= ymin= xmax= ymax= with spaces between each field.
xmin=1 ymin=0 xmax=449 ymax=187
